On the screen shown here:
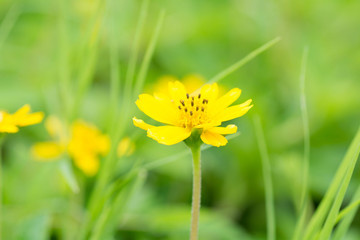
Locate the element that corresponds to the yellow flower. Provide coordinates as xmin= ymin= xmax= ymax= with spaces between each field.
xmin=0 ymin=104 xmax=44 ymax=133
xmin=68 ymin=121 xmax=110 ymax=176
xmin=32 ymin=117 xmax=110 ymax=176
xmin=133 ymin=81 xmax=253 ymax=147
xmin=153 ymin=74 xmax=205 ymax=96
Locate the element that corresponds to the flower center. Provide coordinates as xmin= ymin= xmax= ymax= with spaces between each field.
xmin=177 ymin=93 xmax=209 ymax=128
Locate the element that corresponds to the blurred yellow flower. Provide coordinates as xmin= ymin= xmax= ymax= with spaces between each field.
xmin=32 ymin=117 xmax=110 ymax=176
xmin=153 ymin=74 xmax=205 ymax=96
xmin=0 ymin=104 xmax=44 ymax=133
xmin=133 ymin=80 xmax=253 ymax=147
xmin=117 ymin=137 xmax=135 ymax=157
xmin=68 ymin=121 xmax=110 ymax=176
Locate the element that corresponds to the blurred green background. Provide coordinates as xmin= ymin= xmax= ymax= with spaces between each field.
xmin=0 ymin=0 xmax=360 ymax=239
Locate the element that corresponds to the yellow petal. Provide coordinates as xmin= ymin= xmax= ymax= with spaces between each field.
xmin=16 ymin=112 xmax=44 ymax=126
xmin=182 ymin=74 xmax=205 ymax=94
xmin=13 ymin=104 xmax=31 ymax=116
xmin=147 ymin=126 xmax=191 ymax=145
xmin=200 ymin=130 xmax=228 ymax=147
xmin=208 ymin=88 xmax=241 ymax=116
xmin=0 ymin=111 xmax=19 ymax=133
xmin=0 ymin=123 xmax=19 ymax=133
xmin=208 ymin=124 xmax=237 ymax=135
xmin=153 ymin=75 xmax=179 ymax=97
xmin=168 ymin=81 xmax=188 ymax=101
xmin=133 ymin=117 xmax=155 ymax=131
xmin=213 ymin=100 xmax=253 ymax=123
xmin=136 ymin=94 xmax=179 ymax=125
xmin=12 ymin=105 xmax=44 ymax=126
xmin=32 ymin=142 xmax=64 ymax=160
xmin=200 ymin=83 xmax=218 ymax=102
xmin=73 ymin=154 xmax=99 ymax=176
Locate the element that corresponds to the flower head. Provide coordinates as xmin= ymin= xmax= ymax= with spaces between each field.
xmin=32 ymin=117 xmax=110 ymax=176
xmin=133 ymin=80 xmax=253 ymax=147
xmin=0 ymin=105 xmax=44 ymax=133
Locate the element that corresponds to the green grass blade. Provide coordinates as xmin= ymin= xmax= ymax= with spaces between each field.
xmin=299 ymin=46 xmax=310 ymax=211
xmin=208 ymin=37 xmax=281 ymax=84
xmin=0 ymin=136 xmax=4 ymax=238
xmin=303 ymin=127 xmax=360 ymax=240
xmin=57 ymin=0 xmax=72 ymax=120
xmin=332 ymin=186 xmax=360 ymax=240
xmin=335 ymin=199 xmax=360 ymax=224
xmin=71 ymin=2 xmax=105 ymax=120
xmin=107 ymin=0 xmax=121 ymax=130
xmin=292 ymin=47 xmax=310 ymax=240
xmin=253 ymin=115 xmax=276 ymax=240
xmin=318 ymin=143 xmax=360 ymax=240
xmin=292 ymin=205 xmax=310 ymax=240
xmin=124 ymin=0 xmax=149 ymax=104
xmin=0 ymin=4 xmax=20 ymax=52
xmin=58 ymin=159 xmax=80 ymax=194
xmin=90 ymin=169 xmax=148 ymax=240
xmin=133 ymin=9 xmax=166 ymax=97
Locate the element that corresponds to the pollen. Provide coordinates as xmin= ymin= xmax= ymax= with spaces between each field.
xmin=177 ymin=93 xmax=209 ymax=128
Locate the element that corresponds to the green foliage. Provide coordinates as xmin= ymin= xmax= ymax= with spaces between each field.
xmin=1 ymin=0 xmax=360 ymax=239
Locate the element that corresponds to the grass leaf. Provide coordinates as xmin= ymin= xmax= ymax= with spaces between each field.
xmin=208 ymin=37 xmax=281 ymax=84
xmin=253 ymin=115 xmax=276 ymax=240
xmin=303 ymin=127 xmax=360 ymax=240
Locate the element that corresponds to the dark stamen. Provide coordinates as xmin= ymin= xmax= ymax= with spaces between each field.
xmin=191 ymin=101 xmax=194 ymax=106
xmin=201 ymin=107 xmax=205 ymax=112
xmin=180 ymin=100 xmax=185 ymax=106
xmin=186 ymin=93 xmax=189 ymax=99
xmin=196 ymin=106 xmax=199 ymax=111
xmin=185 ymin=108 xmax=188 ymax=112
xmin=178 ymin=106 xmax=181 ymax=110
xmin=192 ymin=96 xmax=194 ymax=101
xmin=202 ymin=99 xmax=206 ymax=104
xmin=198 ymin=93 xmax=201 ymax=99
xmin=190 ymin=111 xmax=193 ymax=116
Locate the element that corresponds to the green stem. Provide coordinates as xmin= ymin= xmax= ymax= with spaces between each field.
xmin=190 ymin=146 xmax=201 ymax=240
xmin=0 ymin=135 xmax=4 ymax=238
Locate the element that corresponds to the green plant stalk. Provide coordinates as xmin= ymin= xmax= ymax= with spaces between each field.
xmin=123 ymin=0 xmax=149 ymax=106
xmin=208 ymin=37 xmax=281 ymax=84
xmin=303 ymin=127 xmax=360 ymax=240
xmin=90 ymin=169 xmax=147 ymax=239
xmin=332 ymin=186 xmax=360 ymax=240
xmin=77 ymin=141 xmax=118 ymax=240
xmin=57 ymin=0 xmax=72 ymax=119
xmin=78 ymin=5 xmax=158 ymax=236
xmin=318 ymin=145 xmax=360 ymax=240
xmin=133 ymin=9 xmax=165 ymax=98
xmin=107 ymin=0 xmax=121 ymax=130
xmin=0 ymin=134 xmax=5 ymax=238
xmin=190 ymin=145 xmax=201 ymax=240
xmin=71 ymin=2 xmax=105 ymax=121
xmin=253 ymin=116 xmax=276 ymax=240
xmin=299 ymin=46 xmax=310 ymax=211
xmin=292 ymin=47 xmax=310 ymax=240
xmin=335 ymin=199 xmax=360 ymax=225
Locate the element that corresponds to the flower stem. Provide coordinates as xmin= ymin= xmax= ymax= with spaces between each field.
xmin=190 ymin=145 xmax=201 ymax=240
xmin=0 ymin=135 xmax=4 ymax=238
